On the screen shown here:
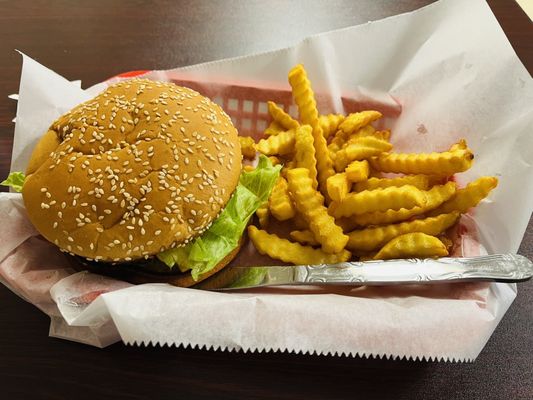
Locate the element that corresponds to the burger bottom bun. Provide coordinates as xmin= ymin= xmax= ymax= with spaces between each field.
xmin=73 ymin=239 xmax=244 ymax=288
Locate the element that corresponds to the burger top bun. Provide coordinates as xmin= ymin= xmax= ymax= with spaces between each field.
xmin=22 ymin=79 xmax=242 ymax=262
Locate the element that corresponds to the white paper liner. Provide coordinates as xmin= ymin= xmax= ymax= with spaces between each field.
xmin=2 ymin=0 xmax=532 ymax=359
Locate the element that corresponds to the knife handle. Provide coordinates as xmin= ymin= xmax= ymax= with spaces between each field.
xmin=294 ymin=254 xmax=533 ymax=285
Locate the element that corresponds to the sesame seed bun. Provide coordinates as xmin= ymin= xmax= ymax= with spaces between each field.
xmin=22 ymin=79 xmax=242 ymax=265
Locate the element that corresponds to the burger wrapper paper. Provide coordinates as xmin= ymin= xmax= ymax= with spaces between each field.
xmin=1 ymin=0 xmax=532 ymax=360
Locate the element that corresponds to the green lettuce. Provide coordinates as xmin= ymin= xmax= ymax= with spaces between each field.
xmin=229 ymin=267 xmax=268 ymax=289
xmin=157 ymin=155 xmax=281 ymax=280
xmin=1 ymin=172 xmax=25 ymax=192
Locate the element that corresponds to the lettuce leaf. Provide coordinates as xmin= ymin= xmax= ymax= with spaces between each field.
xmin=157 ymin=155 xmax=281 ymax=280
xmin=229 ymin=267 xmax=268 ymax=289
xmin=1 ymin=172 xmax=25 ymax=192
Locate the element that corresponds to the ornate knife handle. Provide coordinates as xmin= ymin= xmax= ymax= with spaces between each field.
xmin=293 ymin=254 xmax=533 ymax=285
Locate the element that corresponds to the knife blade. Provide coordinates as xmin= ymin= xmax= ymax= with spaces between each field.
xmin=194 ymin=254 xmax=533 ymax=291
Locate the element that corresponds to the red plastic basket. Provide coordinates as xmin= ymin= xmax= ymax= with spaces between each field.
xmin=113 ymin=70 xmax=402 ymax=139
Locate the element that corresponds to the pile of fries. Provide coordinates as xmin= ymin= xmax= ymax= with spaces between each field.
xmin=239 ymin=64 xmax=498 ymax=264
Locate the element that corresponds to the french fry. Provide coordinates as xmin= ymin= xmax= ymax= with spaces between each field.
xmin=354 ymin=175 xmax=430 ymax=192
xmin=345 ymin=127 xmax=389 ymax=144
xmin=290 ymin=229 xmax=320 ymax=246
xmin=288 ymin=64 xmax=335 ymax=199
xmin=264 ymin=121 xmax=284 ymax=136
xmin=338 ymin=111 xmax=382 ymax=135
xmin=346 ymin=212 xmax=460 ymax=252
xmin=287 ymin=168 xmax=348 ymax=254
xmin=239 ymin=136 xmax=256 ymax=159
xmin=256 ymin=129 xmax=295 ymax=155
xmin=251 ymin=64 xmax=497 ymax=266
xmin=268 ymin=101 xmax=299 ymax=130
xmin=334 ymin=137 xmax=393 ymax=171
xmin=349 ymin=182 xmax=457 ymax=226
xmin=347 ymin=125 xmax=377 ymax=140
xmin=256 ymin=202 xmax=270 ymax=229
xmin=427 ymin=176 xmax=498 ymax=217
xmin=369 ymin=140 xmax=474 ymax=175
xmin=319 ymin=114 xmax=345 ymax=139
xmin=329 ymin=185 xmax=426 ymax=218
xmin=294 ymin=124 xmax=318 ymax=190
xmin=329 ymin=125 xmax=376 ymax=156
xmin=248 ymin=226 xmax=351 ymax=265
xmin=269 ymin=177 xmax=296 ymax=221
xmin=345 ymin=160 xmax=370 ymax=182
xmin=373 ymin=232 xmax=448 ymax=260
xmin=343 ymin=130 xmax=390 ymax=147
xmin=288 ymin=64 xmax=319 ymax=125
xmin=326 ymin=173 xmax=351 ymax=202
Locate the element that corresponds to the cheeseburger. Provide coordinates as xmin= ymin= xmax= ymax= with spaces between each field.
xmin=4 ymin=79 xmax=280 ymax=286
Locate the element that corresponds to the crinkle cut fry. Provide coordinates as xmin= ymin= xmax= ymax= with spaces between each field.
xmin=268 ymin=101 xmax=299 ymax=130
xmin=334 ymin=136 xmax=392 ymax=171
xmin=338 ymin=111 xmax=383 ymax=136
xmin=345 ymin=127 xmax=390 ymax=144
xmin=369 ymin=142 xmax=474 ymax=175
xmin=328 ymin=125 xmax=376 ymax=159
xmin=427 ymin=176 xmax=498 ymax=217
xmin=373 ymin=232 xmax=448 ymax=260
xmin=326 ymin=173 xmax=350 ymax=202
xmin=248 ymin=226 xmax=351 ymax=265
xmin=263 ymin=121 xmax=284 ymax=136
xmin=329 ymin=184 xmax=427 ymax=218
xmin=346 ymin=212 xmax=460 ymax=252
xmin=294 ymin=124 xmax=319 ymax=190
xmin=345 ymin=160 xmax=369 ymax=183
xmin=256 ymin=129 xmax=295 ymax=155
xmin=288 ymin=64 xmax=335 ymax=199
xmin=319 ymin=114 xmax=345 ymax=139
xmin=269 ymin=176 xmax=296 ymax=221
xmin=290 ymin=229 xmax=320 ymax=246
xmin=239 ymin=136 xmax=256 ymax=159
xmin=354 ymin=175 xmax=430 ymax=192
xmin=349 ymin=182 xmax=457 ymax=226
xmin=286 ymin=167 xmax=348 ymax=254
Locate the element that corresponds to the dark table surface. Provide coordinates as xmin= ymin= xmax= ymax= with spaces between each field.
xmin=1 ymin=1 xmax=532 ymax=399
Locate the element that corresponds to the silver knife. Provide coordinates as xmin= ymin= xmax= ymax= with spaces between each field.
xmin=195 ymin=254 xmax=533 ymax=291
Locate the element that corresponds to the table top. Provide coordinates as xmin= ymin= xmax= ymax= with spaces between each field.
xmin=1 ymin=1 xmax=532 ymax=399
